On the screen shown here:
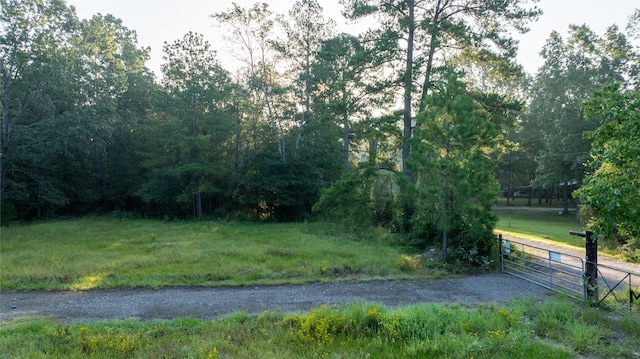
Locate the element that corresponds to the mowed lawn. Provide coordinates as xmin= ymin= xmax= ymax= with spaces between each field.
xmin=0 ymin=218 xmax=432 ymax=291
xmin=494 ymin=204 xmax=586 ymax=248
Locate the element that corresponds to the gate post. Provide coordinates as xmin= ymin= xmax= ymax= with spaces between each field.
xmin=570 ymin=230 xmax=598 ymax=302
xmin=498 ymin=234 xmax=504 ymax=271
xmin=584 ymin=230 xmax=597 ymax=301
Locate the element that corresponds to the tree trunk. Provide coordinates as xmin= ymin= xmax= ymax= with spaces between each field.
xmin=343 ymin=113 xmax=350 ymax=170
xmin=194 ymin=178 xmax=203 ymax=219
xmin=1 ymin=73 xmax=13 ymax=199
xmin=261 ymin=81 xmax=285 ymax=161
xmin=527 ymin=173 xmax=533 ymax=206
xmin=538 ymin=187 xmax=543 ymax=204
xmin=196 ymin=192 xmax=203 ymax=218
xmin=442 ymin=126 xmax=451 ymax=263
xmin=368 ymin=139 xmax=378 ymax=165
xmin=418 ymin=0 xmax=443 ymax=115
xmin=400 ymin=1 xmax=417 ymax=233
xmin=506 ymin=170 xmax=512 ymax=206
xmin=442 ymin=173 xmax=449 ymax=263
xmin=401 ymin=0 xmax=416 ymax=176
xmin=342 ymin=87 xmax=350 ymax=170
xmin=562 ymin=182 xmax=570 ymax=215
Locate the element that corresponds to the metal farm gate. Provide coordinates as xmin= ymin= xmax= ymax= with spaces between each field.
xmin=499 ymin=233 xmax=640 ymax=310
xmin=592 ymin=262 xmax=640 ymax=309
xmin=499 ymin=235 xmax=585 ymax=300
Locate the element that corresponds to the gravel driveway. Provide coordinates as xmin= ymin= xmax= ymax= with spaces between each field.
xmin=1 ymin=274 xmax=554 ymax=324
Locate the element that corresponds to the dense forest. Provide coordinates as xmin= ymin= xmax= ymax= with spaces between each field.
xmin=1 ymin=0 xmax=638 ymax=263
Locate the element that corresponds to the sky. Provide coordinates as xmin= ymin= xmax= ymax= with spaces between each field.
xmin=66 ymin=0 xmax=639 ymax=77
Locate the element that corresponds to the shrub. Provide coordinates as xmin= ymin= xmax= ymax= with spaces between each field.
xmin=313 ymin=166 xmax=372 ymax=229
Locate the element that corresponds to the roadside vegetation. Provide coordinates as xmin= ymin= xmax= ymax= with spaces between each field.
xmin=2 ymin=297 xmax=639 ymax=358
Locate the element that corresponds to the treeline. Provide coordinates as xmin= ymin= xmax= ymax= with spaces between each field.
xmin=501 ymin=20 xmax=640 ymax=214
xmin=1 ymin=1 xmax=348 ymax=222
xmin=500 ymin=14 xmax=640 ymax=253
xmin=2 ymin=0 xmax=638 ymax=262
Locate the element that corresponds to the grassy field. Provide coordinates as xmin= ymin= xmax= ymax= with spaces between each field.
xmin=0 ymin=217 xmax=437 ymax=291
xmin=2 ymin=217 xmax=640 ymax=358
xmin=494 ymin=206 xmax=586 ymax=247
xmin=2 ymin=298 xmax=638 ymax=358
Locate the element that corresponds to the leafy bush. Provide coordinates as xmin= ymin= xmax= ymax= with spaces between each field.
xmin=313 ymin=164 xmax=402 ymax=232
xmin=576 ymin=83 xmax=640 ymax=248
xmin=239 ymin=150 xmax=326 ymax=222
xmin=449 ymin=208 xmax=498 ymax=263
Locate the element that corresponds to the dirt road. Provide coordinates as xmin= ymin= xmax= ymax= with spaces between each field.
xmin=1 ymin=274 xmax=553 ymax=324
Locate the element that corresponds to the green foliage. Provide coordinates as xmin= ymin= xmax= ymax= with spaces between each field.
xmin=310 ymin=31 xmax=393 ymax=172
xmin=342 ymin=0 xmax=540 ymax=176
xmin=5 ymin=0 xmax=634 ymax=238
xmin=1 ymin=0 xmax=152 ymax=220
xmin=448 ymin=209 xmax=499 ymax=267
xmin=576 ymin=83 xmax=640 ymax=249
xmin=0 ymin=0 xmax=539 ymax=226
xmin=408 ymin=70 xmax=516 ymax=263
xmin=239 ymin=150 xmax=328 ymax=222
xmin=312 ymin=164 xmax=375 ymax=228
xmin=4 ymin=298 xmax=638 ymax=358
xmin=313 ymin=164 xmax=401 ymax=232
xmin=134 ymin=32 xmax=238 ymax=219
xmin=521 ymin=24 xmax=638 ymax=214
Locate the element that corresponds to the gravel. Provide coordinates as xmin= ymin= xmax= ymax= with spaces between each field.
xmin=1 ymin=274 xmax=554 ymax=324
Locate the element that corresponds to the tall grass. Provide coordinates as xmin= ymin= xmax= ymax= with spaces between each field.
xmin=0 ymin=217 xmax=439 ymax=290
xmin=1 ymin=298 xmax=638 ymax=358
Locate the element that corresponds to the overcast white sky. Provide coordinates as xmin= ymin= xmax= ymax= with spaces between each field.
xmin=66 ymin=0 xmax=639 ymax=77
